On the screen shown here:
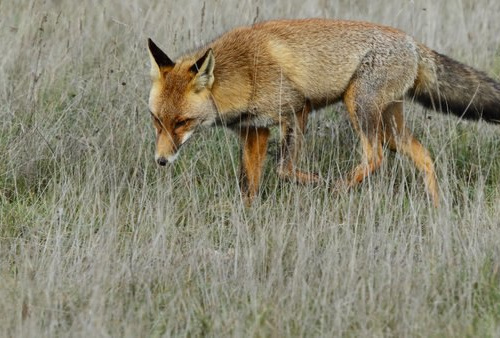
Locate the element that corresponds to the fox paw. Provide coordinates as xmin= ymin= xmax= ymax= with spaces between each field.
xmin=277 ymin=167 xmax=320 ymax=185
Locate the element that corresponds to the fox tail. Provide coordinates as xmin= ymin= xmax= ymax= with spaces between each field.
xmin=410 ymin=44 xmax=500 ymax=124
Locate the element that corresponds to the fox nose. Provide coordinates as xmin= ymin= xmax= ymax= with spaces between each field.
xmin=157 ymin=157 xmax=167 ymax=166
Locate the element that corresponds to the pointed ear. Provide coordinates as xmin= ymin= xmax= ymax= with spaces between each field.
xmin=190 ymin=49 xmax=215 ymax=90
xmin=148 ymin=38 xmax=175 ymax=79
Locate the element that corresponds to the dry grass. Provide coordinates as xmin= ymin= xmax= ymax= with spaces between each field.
xmin=1 ymin=0 xmax=500 ymax=336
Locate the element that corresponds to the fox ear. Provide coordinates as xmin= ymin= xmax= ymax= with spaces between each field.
xmin=190 ymin=49 xmax=215 ymax=90
xmin=148 ymin=38 xmax=175 ymax=79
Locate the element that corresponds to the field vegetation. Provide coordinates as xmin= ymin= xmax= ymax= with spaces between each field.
xmin=1 ymin=0 xmax=500 ymax=336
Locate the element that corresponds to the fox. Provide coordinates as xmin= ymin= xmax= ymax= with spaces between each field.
xmin=147 ymin=18 xmax=500 ymax=207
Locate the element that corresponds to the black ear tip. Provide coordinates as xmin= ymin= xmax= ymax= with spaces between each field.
xmin=205 ymin=48 xmax=214 ymax=57
xmin=148 ymin=38 xmax=162 ymax=52
xmin=148 ymin=39 xmax=175 ymax=68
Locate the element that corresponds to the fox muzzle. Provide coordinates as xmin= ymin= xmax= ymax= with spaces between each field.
xmin=155 ymin=151 xmax=179 ymax=166
xmin=156 ymin=157 xmax=168 ymax=166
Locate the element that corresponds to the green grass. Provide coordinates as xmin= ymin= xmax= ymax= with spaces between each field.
xmin=1 ymin=0 xmax=500 ymax=336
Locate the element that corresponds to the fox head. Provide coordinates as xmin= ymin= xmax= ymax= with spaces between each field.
xmin=147 ymin=39 xmax=217 ymax=165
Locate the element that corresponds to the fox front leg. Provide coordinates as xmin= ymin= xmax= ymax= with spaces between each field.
xmin=238 ymin=126 xmax=270 ymax=204
xmin=277 ymin=101 xmax=320 ymax=184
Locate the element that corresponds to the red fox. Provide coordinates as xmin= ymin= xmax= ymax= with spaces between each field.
xmin=147 ymin=18 xmax=500 ymax=206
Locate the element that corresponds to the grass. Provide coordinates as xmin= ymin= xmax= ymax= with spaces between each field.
xmin=1 ymin=0 xmax=500 ymax=336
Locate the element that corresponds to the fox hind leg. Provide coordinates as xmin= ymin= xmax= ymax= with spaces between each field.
xmin=341 ymin=84 xmax=385 ymax=190
xmin=382 ymin=102 xmax=439 ymax=206
xmin=277 ymin=100 xmax=320 ymax=184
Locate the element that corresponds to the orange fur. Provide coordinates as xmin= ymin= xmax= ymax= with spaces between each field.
xmin=148 ymin=18 xmax=500 ymax=206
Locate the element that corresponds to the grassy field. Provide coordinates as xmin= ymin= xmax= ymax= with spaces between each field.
xmin=1 ymin=0 xmax=500 ymax=336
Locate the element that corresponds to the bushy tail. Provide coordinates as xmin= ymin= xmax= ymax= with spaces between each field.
xmin=410 ymin=44 xmax=500 ymax=124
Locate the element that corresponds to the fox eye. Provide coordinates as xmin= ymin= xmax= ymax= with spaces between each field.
xmin=150 ymin=111 xmax=159 ymax=122
xmin=150 ymin=111 xmax=163 ymax=130
xmin=174 ymin=119 xmax=191 ymax=129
